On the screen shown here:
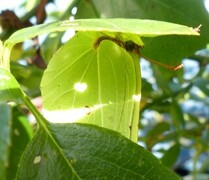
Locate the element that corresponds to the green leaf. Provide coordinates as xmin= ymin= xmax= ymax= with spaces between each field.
xmin=7 ymin=106 xmax=33 ymax=180
xmin=17 ymin=123 xmax=180 ymax=179
xmin=193 ymin=78 xmax=209 ymax=95
xmin=5 ymin=19 xmax=198 ymax=48
xmin=161 ymin=143 xmax=181 ymax=168
xmin=170 ymin=100 xmax=185 ymax=130
xmin=0 ymin=40 xmax=3 ymax=65
xmin=152 ymin=66 xmax=173 ymax=94
xmin=146 ymin=122 xmax=170 ymax=149
xmin=40 ymin=32 xmax=63 ymax=63
xmin=3 ymin=19 xmax=199 ymax=70
xmin=10 ymin=62 xmax=43 ymax=96
xmin=76 ymin=0 xmax=99 ymax=19
xmin=184 ymin=174 xmax=209 ymax=180
xmin=0 ymin=67 xmax=23 ymax=102
xmin=41 ymin=31 xmax=140 ymax=141
xmin=0 ymin=103 xmax=12 ymax=180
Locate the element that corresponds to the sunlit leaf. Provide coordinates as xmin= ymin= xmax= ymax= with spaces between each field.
xmin=3 ymin=19 xmax=199 ymax=79
xmin=5 ymin=19 xmax=198 ymax=48
xmin=0 ymin=40 xmax=3 ymax=63
xmin=0 ymin=67 xmax=23 ymax=102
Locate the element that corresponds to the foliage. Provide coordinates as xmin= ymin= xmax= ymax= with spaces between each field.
xmin=0 ymin=0 xmax=209 ymax=179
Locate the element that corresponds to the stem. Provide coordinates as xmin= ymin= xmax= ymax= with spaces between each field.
xmin=22 ymin=92 xmax=47 ymax=128
xmin=2 ymin=46 xmax=11 ymax=69
xmin=21 ymin=92 xmax=81 ymax=178
xmin=193 ymin=151 xmax=200 ymax=180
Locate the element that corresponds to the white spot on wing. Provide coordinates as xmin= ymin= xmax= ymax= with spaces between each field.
xmin=74 ymin=82 xmax=87 ymax=92
xmin=132 ymin=94 xmax=141 ymax=102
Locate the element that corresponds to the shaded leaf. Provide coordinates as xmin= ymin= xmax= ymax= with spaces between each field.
xmin=161 ymin=143 xmax=181 ymax=168
xmin=10 ymin=62 xmax=43 ymax=97
xmin=17 ymin=127 xmax=79 ymax=179
xmin=0 ymin=103 xmax=12 ymax=180
xmin=170 ymin=100 xmax=185 ymax=130
xmin=184 ymin=174 xmax=209 ymax=180
xmin=17 ymin=123 xmax=180 ymax=179
xmin=76 ymin=0 xmax=98 ymax=19
xmin=193 ymin=78 xmax=209 ymax=95
xmin=40 ymin=32 xmax=63 ymax=63
xmin=152 ymin=65 xmax=173 ymax=94
xmin=147 ymin=122 xmax=170 ymax=138
xmin=6 ymin=106 xmax=33 ymax=180
xmin=31 ymin=48 xmax=46 ymax=69
xmin=146 ymin=122 xmax=170 ymax=149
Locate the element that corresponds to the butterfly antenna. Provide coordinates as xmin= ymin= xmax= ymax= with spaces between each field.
xmin=140 ymin=54 xmax=183 ymax=71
